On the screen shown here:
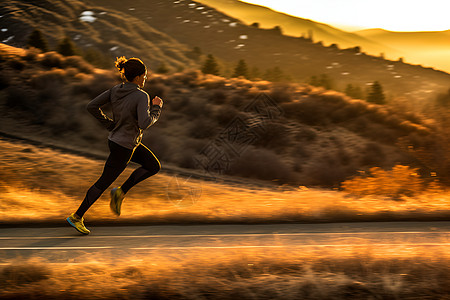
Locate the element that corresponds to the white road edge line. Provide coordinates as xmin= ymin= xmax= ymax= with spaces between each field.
xmin=130 ymin=243 xmax=450 ymax=250
xmin=1 ymin=231 xmax=450 ymax=239
xmin=2 ymin=243 xmax=450 ymax=251
xmin=0 ymin=247 xmax=113 ymax=250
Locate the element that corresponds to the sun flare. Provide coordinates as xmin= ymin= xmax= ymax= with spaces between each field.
xmin=240 ymin=0 xmax=450 ymax=32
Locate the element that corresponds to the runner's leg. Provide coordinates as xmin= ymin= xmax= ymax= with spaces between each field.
xmin=75 ymin=141 xmax=133 ymax=217
xmin=120 ymin=143 xmax=161 ymax=194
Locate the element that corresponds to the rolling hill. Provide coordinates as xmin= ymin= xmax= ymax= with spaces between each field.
xmin=0 ymin=0 xmax=449 ymax=101
xmin=90 ymin=0 xmax=450 ymax=102
xmin=194 ymin=0 xmax=450 ymax=74
xmin=0 ymin=0 xmax=196 ymax=71
xmin=194 ymin=0 xmax=402 ymax=58
xmin=357 ymin=28 xmax=450 ymax=73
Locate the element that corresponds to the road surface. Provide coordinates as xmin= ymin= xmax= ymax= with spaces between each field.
xmin=1 ymin=221 xmax=450 ymax=262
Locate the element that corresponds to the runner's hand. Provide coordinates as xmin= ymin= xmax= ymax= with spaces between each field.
xmin=152 ymin=96 xmax=163 ymax=107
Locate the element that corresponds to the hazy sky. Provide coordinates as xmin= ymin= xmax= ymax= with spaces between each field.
xmin=241 ymin=0 xmax=450 ymax=32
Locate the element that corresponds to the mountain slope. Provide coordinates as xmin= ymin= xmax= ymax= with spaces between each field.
xmin=194 ymin=0 xmax=402 ymax=59
xmin=357 ymin=29 xmax=450 ymax=72
xmin=90 ymin=0 xmax=450 ymax=101
xmin=0 ymin=0 xmax=196 ymax=70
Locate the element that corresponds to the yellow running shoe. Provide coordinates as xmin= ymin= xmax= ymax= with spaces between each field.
xmin=110 ymin=187 xmax=125 ymax=216
xmin=66 ymin=213 xmax=90 ymax=235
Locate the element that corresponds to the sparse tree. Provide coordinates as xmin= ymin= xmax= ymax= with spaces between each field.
xmin=272 ymin=26 xmax=283 ymax=34
xmin=345 ymin=84 xmax=363 ymax=99
xmin=187 ymin=46 xmax=202 ymax=61
xmin=232 ymin=59 xmax=249 ymax=78
xmin=309 ymin=75 xmax=319 ymax=86
xmin=318 ymin=74 xmax=333 ymax=89
xmin=264 ymin=66 xmax=284 ymax=82
xmin=201 ymin=54 xmax=220 ymax=76
xmin=251 ymin=22 xmax=260 ymax=28
xmin=249 ymin=66 xmax=261 ymax=80
xmin=57 ymin=35 xmax=76 ymax=56
xmin=367 ymin=81 xmax=386 ymax=104
xmin=26 ymin=29 xmax=48 ymax=52
xmin=307 ymin=29 xmax=314 ymax=42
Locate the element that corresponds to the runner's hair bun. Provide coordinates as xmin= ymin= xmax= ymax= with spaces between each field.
xmin=115 ymin=56 xmax=128 ymax=72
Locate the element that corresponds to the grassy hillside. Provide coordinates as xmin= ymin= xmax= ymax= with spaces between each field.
xmin=1 ymin=43 xmax=445 ymax=188
xmin=0 ymin=0 xmax=196 ymax=71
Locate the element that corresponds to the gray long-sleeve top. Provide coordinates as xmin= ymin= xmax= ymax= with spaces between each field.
xmin=86 ymin=82 xmax=162 ymax=149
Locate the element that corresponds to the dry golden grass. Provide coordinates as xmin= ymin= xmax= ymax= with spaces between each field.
xmin=2 ymin=246 xmax=450 ymax=299
xmin=1 ymin=138 xmax=450 ymax=225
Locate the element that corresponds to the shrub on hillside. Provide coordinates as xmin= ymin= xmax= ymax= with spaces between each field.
xmin=189 ymin=119 xmax=218 ymax=139
xmin=360 ymin=142 xmax=386 ymax=166
xmin=214 ymin=105 xmax=239 ymax=126
xmin=5 ymin=86 xmax=37 ymax=112
xmin=40 ymin=52 xmax=63 ymax=69
xmin=228 ymin=147 xmax=294 ymax=183
xmin=269 ymin=83 xmax=294 ymax=103
xmin=295 ymin=127 xmax=317 ymax=142
xmin=63 ymin=56 xmax=94 ymax=74
xmin=30 ymin=69 xmax=67 ymax=90
xmin=8 ymin=58 xmax=25 ymax=71
xmin=304 ymin=154 xmax=349 ymax=187
xmin=209 ymin=89 xmax=227 ymax=105
xmin=22 ymin=47 xmax=42 ymax=62
xmin=282 ymin=99 xmax=328 ymax=126
xmin=253 ymin=121 xmax=292 ymax=152
xmin=0 ymin=73 xmax=10 ymax=90
xmin=181 ymin=98 xmax=212 ymax=118
xmin=341 ymin=165 xmax=428 ymax=199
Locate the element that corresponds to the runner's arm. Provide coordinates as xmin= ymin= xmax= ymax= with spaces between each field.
xmin=137 ymin=94 xmax=162 ymax=130
xmin=86 ymin=89 xmax=115 ymax=131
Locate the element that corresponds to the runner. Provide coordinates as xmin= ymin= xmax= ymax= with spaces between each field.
xmin=67 ymin=56 xmax=163 ymax=235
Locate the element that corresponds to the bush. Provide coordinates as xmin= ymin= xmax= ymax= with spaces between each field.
xmin=269 ymin=84 xmax=293 ymax=103
xmin=30 ymin=69 xmax=67 ymax=90
xmin=40 ymin=51 xmax=63 ymax=69
xmin=0 ymin=73 xmax=10 ymax=90
xmin=253 ymin=121 xmax=292 ymax=151
xmin=360 ymin=142 xmax=386 ymax=166
xmin=22 ymin=47 xmax=41 ymax=62
xmin=63 ymin=56 xmax=94 ymax=74
xmin=214 ymin=105 xmax=239 ymax=126
xmin=305 ymin=155 xmax=348 ymax=187
xmin=189 ymin=119 xmax=218 ymax=139
xmin=210 ymin=89 xmax=227 ymax=105
xmin=8 ymin=58 xmax=25 ymax=71
xmin=228 ymin=147 xmax=294 ymax=183
xmin=282 ymin=100 xmax=327 ymax=126
xmin=341 ymin=165 xmax=426 ymax=199
xmin=181 ymin=98 xmax=212 ymax=118
xmin=5 ymin=86 xmax=37 ymax=112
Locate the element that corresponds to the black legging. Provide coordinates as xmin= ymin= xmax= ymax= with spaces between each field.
xmin=75 ymin=140 xmax=161 ymax=217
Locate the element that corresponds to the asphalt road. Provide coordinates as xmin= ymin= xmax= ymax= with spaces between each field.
xmin=1 ymin=221 xmax=450 ymax=262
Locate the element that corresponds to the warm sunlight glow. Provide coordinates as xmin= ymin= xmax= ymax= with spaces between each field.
xmin=240 ymin=0 xmax=450 ymax=32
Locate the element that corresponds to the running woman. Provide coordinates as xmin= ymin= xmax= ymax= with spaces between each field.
xmin=67 ymin=56 xmax=163 ymax=235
